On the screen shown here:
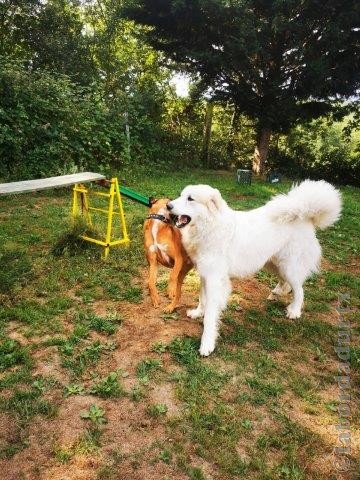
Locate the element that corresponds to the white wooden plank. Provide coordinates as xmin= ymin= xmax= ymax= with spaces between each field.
xmin=0 ymin=172 xmax=106 ymax=195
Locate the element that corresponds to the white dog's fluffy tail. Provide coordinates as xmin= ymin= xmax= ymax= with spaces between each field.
xmin=268 ymin=180 xmax=342 ymax=229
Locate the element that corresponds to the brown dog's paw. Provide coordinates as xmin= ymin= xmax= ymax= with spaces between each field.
xmin=167 ymin=285 xmax=176 ymax=299
xmin=151 ymin=295 xmax=160 ymax=308
xmin=163 ymin=303 xmax=176 ymax=314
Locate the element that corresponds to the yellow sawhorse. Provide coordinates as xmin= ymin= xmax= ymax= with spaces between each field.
xmin=71 ymin=177 xmax=130 ymax=258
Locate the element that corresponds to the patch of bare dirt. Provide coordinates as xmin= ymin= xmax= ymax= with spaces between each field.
xmin=0 ymin=421 xmax=54 ymax=480
xmin=7 ymin=322 xmax=32 ymax=345
xmin=91 ymin=300 xmax=119 ymax=317
xmin=110 ymin=272 xmax=202 ymax=376
xmin=322 ymin=256 xmax=360 ymax=275
xmin=231 ymin=277 xmax=274 ymax=314
xmin=41 ymin=456 xmax=100 ymax=480
xmin=148 ymin=383 xmax=181 ymax=418
xmin=105 ymin=460 xmax=189 ymax=480
xmin=0 ymin=413 xmax=18 ymax=446
xmin=0 ymin=271 xmax=203 ymax=480
xmin=2 ymin=264 xmax=356 ymax=480
xmin=32 ymin=346 xmax=67 ymax=383
xmin=283 ymin=392 xmax=360 ymax=479
xmin=0 ymin=396 xmax=103 ymax=480
xmin=102 ymin=397 xmax=166 ymax=454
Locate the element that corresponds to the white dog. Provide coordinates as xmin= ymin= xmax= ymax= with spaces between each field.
xmin=167 ymin=180 xmax=341 ymax=356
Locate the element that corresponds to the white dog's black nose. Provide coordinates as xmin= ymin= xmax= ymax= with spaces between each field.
xmin=166 ymin=202 xmax=174 ymax=211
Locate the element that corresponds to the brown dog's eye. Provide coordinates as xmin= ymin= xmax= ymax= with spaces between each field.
xmin=188 ymin=196 xmax=194 ymax=201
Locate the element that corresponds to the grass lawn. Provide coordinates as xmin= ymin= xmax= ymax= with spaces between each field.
xmin=0 ymin=170 xmax=359 ymax=480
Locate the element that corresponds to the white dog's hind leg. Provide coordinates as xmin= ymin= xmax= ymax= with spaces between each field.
xmin=187 ymin=277 xmax=206 ymax=319
xmin=277 ymin=233 xmax=320 ymax=319
xmin=286 ymin=282 xmax=304 ymax=319
xmin=199 ymin=275 xmax=231 ymax=356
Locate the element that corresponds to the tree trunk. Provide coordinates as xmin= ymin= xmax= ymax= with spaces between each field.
xmin=201 ymin=102 xmax=214 ymax=167
xmin=253 ymin=127 xmax=271 ymax=174
xmin=226 ymin=106 xmax=240 ymax=162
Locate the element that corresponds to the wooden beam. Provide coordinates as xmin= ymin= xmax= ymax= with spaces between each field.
xmin=0 ymin=172 xmax=106 ymax=195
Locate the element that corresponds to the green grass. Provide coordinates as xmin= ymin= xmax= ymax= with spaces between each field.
xmin=0 ymin=249 xmax=32 ymax=294
xmin=136 ymin=358 xmax=163 ymax=383
xmin=0 ymin=387 xmax=57 ymax=424
xmin=0 ymin=170 xmax=358 ymax=479
xmin=87 ymin=313 xmax=122 ymax=335
xmin=75 ymin=426 xmax=102 ymax=453
xmin=61 ymin=340 xmax=116 ymax=377
xmin=0 ymin=338 xmax=31 ymax=371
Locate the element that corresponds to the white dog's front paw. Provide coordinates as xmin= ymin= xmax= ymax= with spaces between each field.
xmin=187 ymin=308 xmax=204 ymax=319
xmin=199 ymin=338 xmax=215 ymax=357
xmin=286 ymin=305 xmax=301 ymax=319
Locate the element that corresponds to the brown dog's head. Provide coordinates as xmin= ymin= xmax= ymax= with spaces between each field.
xmin=148 ymin=198 xmax=172 ymax=219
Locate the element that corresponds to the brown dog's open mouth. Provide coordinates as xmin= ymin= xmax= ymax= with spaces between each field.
xmin=172 ymin=215 xmax=191 ymax=228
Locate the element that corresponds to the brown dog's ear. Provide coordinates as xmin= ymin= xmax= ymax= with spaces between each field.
xmin=207 ymin=188 xmax=223 ymax=214
xmin=149 ymin=197 xmax=158 ymax=206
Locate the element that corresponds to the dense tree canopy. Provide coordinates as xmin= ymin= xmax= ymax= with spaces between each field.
xmin=123 ymin=0 xmax=360 ymax=172
xmin=0 ymin=0 xmax=95 ymax=83
xmin=0 ymin=0 xmax=359 ymax=184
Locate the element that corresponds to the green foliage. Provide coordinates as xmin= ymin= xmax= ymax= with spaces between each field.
xmin=136 ymin=358 xmax=163 ymax=382
xmin=151 ymin=341 xmax=167 ymax=354
xmin=270 ymin=119 xmax=360 ymax=185
xmin=75 ymin=426 xmax=102 ymax=453
xmin=72 ymin=310 xmax=121 ymax=336
xmin=0 ymin=0 xmax=94 ymax=83
xmin=146 ymin=403 xmax=168 ymax=417
xmin=0 ymin=297 xmax=70 ymax=336
xmin=168 ymin=337 xmax=199 ymax=366
xmin=1 ymin=1 xmax=358 ymax=181
xmin=0 ymin=338 xmax=31 ymax=371
xmin=0 ymin=0 xmax=189 ymax=180
xmin=158 ymin=449 xmax=172 ymax=463
xmin=90 ymin=371 xmax=124 ymax=398
xmin=61 ymin=340 xmax=116 ymax=377
xmin=245 ymin=376 xmax=284 ymax=406
xmin=0 ymin=59 xmax=124 ymax=179
xmin=80 ymin=404 xmax=107 ymax=425
xmin=53 ymin=445 xmax=73 ymax=464
xmin=0 ymin=439 xmax=29 ymax=460
xmin=350 ymin=346 xmax=360 ymax=372
xmin=0 ymin=368 xmax=32 ymax=390
xmin=64 ymin=384 xmax=85 ymax=397
xmin=129 ymin=385 xmax=144 ymax=402
xmin=124 ymin=0 xmax=359 ymax=135
xmin=87 ymin=314 xmax=121 ymax=336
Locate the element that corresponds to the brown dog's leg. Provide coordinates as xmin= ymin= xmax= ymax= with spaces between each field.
xmin=167 ymin=275 xmax=176 ymax=299
xmin=147 ymin=253 xmax=160 ymax=307
xmin=164 ymin=263 xmax=191 ymax=313
xmin=167 ymin=256 xmax=183 ymax=301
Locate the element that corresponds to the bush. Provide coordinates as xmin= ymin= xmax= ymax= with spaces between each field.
xmin=268 ymin=120 xmax=360 ymax=186
xmin=0 ymin=59 xmax=135 ymax=179
xmin=0 ymin=59 xmax=179 ymax=180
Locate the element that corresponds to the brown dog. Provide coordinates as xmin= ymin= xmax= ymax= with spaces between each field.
xmin=144 ymin=198 xmax=192 ymax=313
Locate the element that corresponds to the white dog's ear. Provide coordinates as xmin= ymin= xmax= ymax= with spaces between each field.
xmin=207 ymin=188 xmax=222 ymax=214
